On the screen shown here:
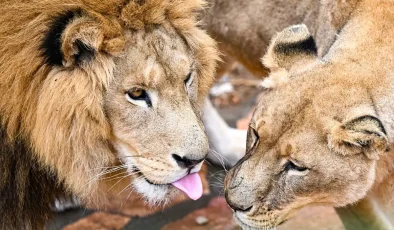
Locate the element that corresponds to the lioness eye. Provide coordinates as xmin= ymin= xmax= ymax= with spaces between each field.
xmin=246 ymin=126 xmax=259 ymax=154
xmin=184 ymin=72 xmax=193 ymax=89
xmin=284 ymin=161 xmax=308 ymax=172
xmin=126 ymin=88 xmax=152 ymax=108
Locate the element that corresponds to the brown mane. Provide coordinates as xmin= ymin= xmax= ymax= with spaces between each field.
xmin=0 ymin=0 xmax=218 ymax=229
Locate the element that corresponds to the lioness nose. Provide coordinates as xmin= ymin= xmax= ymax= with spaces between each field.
xmin=226 ymin=196 xmax=253 ymax=213
xmin=172 ymin=154 xmax=204 ymax=169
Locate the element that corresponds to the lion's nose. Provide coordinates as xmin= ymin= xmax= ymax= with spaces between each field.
xmin=172 ymin=154 xmax=204 ymax=169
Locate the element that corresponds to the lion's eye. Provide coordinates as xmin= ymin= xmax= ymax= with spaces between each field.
xmin=284 ymin=161 xmax=308 ymax=172
xmin=125 ymin=88 xmax=152 ymax=108
xmin=246 ymin=126 xmax=259 ymax=154
xmin=184 ymin=72 xmax=193 ymax=89
xmin=129 ymin=89 xmax=143 ymax=98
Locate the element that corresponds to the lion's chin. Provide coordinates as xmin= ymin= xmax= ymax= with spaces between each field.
xmin=132 ymin=176 xmax=180 ymax=206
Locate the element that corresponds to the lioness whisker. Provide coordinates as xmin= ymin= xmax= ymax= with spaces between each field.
xmin=210 ymin=183 xmax=225 ymax=188
xmin=208 ymin=171 xmax=225 ymax=182
xmin=208 ymin=148 xmax=228 ymax=171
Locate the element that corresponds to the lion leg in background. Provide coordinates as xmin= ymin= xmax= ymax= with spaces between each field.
xmin=203 ymin=53 xmax=246 ymax=167
xmin=203 ymin=98 xmax=246 ymax=167
xmin=335 ymin=197 xmax=393 ymax=230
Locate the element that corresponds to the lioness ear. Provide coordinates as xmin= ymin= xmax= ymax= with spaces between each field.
xmin=262 ymin=24 xmax=318 ymax=71
xmin=328 ymin=116 xmax=389 ymax=160
xmin=41 ymin=9 xmax=124 ymax=67
xmin=260 ymin=24 xmax=318 ymax=88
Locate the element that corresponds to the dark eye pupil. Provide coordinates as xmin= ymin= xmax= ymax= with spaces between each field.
xmin=246 ymin=127 xmax=259 ymax=154
xmin=184 ymin=72 xmax=192 ymax=85
xmin=284 ymin=161 xmax=307 ymax=172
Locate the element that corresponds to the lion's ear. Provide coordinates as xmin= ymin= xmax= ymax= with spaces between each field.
xmin=260 ymin=24 xmax=318 ymax=88
xmin=41 ymin=9 xmax=124 ymax=67
xmin=328 ymin=116 xmax=389 ymax=160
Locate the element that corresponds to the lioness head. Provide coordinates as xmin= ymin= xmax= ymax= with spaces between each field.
xmin=2 ymin=0 xmax=218 ymax=206
xmin=224 ymin=25 xmax=390 ymax=229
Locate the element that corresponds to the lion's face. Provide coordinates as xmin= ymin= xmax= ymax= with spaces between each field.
xmin=224 ymin=25 xmax=389 ymax=229
xmin=17 ymin=1 xmax=217 ymax=206
xmin=105 ymin=26 xmax=208 ymax=203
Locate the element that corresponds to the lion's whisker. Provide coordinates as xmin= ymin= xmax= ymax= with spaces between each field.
xmin=117 ymin=182 xmax=134 ymax=196
xmin=107 ymin=174 xmax=132 ymax=192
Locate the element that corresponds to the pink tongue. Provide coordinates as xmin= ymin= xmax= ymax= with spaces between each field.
xmin=171 ymin=173 xmax=203 ymax=200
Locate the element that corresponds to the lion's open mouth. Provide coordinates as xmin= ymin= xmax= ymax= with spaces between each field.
xmin=131 ymin=166 xmax=203 ymax=200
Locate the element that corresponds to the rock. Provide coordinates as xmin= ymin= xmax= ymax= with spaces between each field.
xmin=195 ymin=216 xmax=209 ymax=225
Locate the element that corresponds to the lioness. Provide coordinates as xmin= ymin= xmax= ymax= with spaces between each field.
xmin=0 ymin=0 xmax=218 ymax=229
xmin=224 ymin=0 xmax=394 ymax=229
xmin=202 ymin=0 xmax=359 ymax=168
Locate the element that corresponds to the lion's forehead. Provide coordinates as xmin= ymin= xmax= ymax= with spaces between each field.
xmin=114 ymin=29 xmax=192 ymax=88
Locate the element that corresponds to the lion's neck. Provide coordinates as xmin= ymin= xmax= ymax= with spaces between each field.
xmin=327 ymin=0 xmax=394 ymax=203
xmin=371 ymin=149 xmax=394 ymax=209
xmin=324 ymin=0 xmax=394 ymax=68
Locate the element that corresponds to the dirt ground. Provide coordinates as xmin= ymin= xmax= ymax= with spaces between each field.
xmin=47 ymin=64 xmax=347 ymax=230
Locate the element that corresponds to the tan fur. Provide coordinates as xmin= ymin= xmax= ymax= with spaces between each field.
xmin=0 ymin=0 xmax=218 ymax=228
xmin=204 ymin=0 xmax=361 ymax=77
xmin=224 ymin=0 xmax=394 ymax=229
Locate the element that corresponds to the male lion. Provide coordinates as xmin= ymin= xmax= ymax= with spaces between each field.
xmin=224 ymin=0 xmax=394 ymax=229
xmin=0 ymin=0 xmax=218 ymax=229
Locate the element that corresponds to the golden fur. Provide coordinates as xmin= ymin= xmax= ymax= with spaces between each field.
xmin=224 ymin=0 xmax=394 ymax=229
xmin=0 ymin=0 xmax=218 ymax=229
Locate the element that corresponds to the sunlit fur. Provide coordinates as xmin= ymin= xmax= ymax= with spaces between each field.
xmin=225 ymin=0 xmax=394 ymax=229
xmin=0 ymin=0 xmax=218 ymax=229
